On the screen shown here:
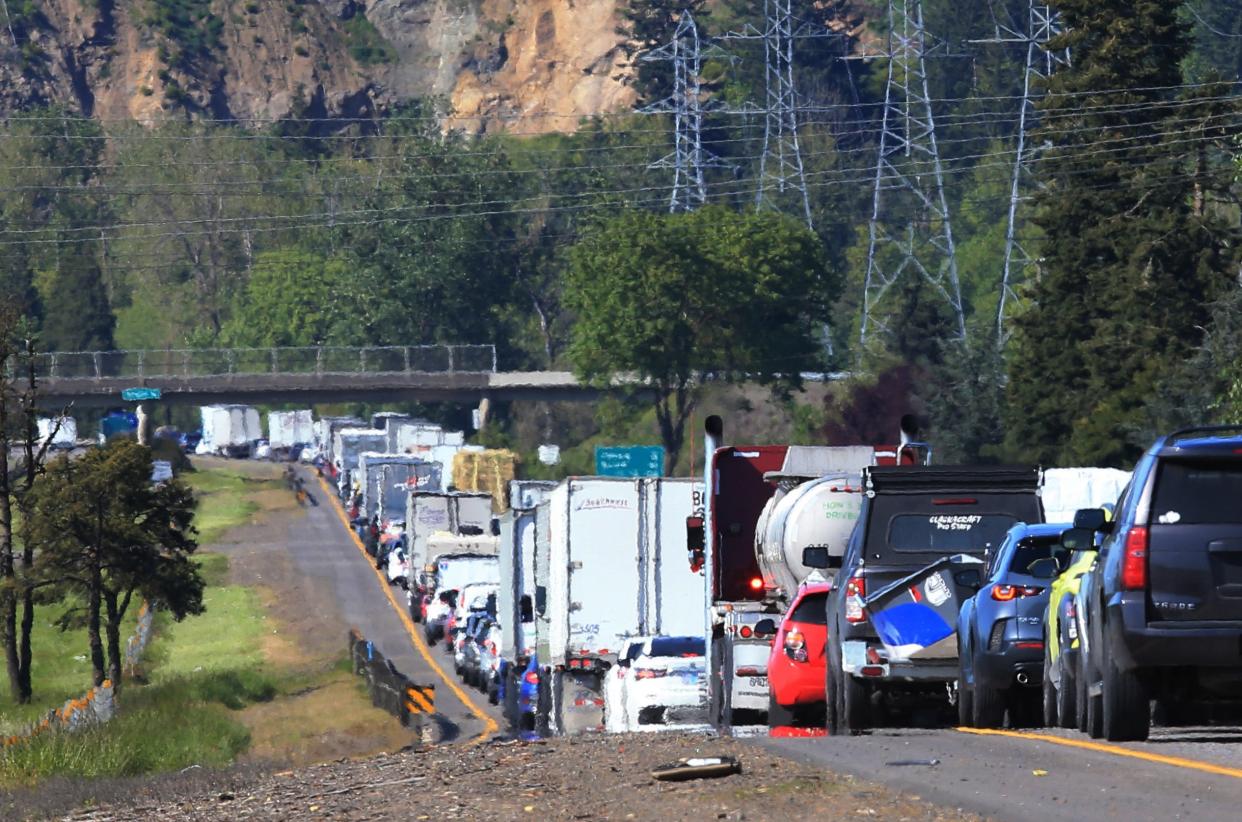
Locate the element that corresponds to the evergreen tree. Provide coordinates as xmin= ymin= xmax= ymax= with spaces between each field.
xmin=37 ymin=252 xmax=115 ymax=351
xmin=1004 ymin=0 xmax=1238 ymax=466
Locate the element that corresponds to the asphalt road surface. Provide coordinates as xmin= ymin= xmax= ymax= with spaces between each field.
xmin=758 ymin=725 xmax=1242 ymax=821
xmin=289 ymin=467 xmax=503 ymax=742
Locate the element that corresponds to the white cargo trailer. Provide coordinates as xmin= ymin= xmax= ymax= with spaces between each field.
xmin=1042 ymin=467 xmax=1131 ymax=523
xmin=528 ymin=477 xmax=704 ymax=736
xmin=268 ymin=410 xmax=314 ymax=451
xmin=405 ymin=491 xmax=497 ymax=618
xmin=37 ymin=416 xmax=77 ymax=450
xmin=199 ymin=405 xmax=260 ymax=457
xmin=332 ymin=428 xmax=386 ymax=497
xmin=356 ymin=453 xmax=436 ymax=522
xmin=313 ymin=416 xmax=363 ymax=463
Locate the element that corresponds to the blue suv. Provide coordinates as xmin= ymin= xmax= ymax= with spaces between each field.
xmin=957 ymin=522 xmax=1069 ymax=728
xmin=1071 ymin=426 xmax=1242 ymax=741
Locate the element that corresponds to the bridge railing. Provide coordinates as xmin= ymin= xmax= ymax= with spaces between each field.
xmin=29 ymin=345 xmax=498 ymax=380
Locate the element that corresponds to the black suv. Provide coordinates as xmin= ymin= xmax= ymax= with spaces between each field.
xmin=1070 ymin=426 xmax=1242 ymax=741
xmin=806 ymin=465 xmax=1044 ymax=734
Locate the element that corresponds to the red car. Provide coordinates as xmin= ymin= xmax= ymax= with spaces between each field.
xmin=767 ymin=581 xmax=832 ymax=727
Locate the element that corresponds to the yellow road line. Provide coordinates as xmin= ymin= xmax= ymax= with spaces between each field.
xmin=956 ymin=727 xmax=1242 ymax=780
xmin=316 ymin=474 xmax=500 ymax=742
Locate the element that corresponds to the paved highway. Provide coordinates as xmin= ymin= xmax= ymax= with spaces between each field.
xmin=759 ymin=724 xmax=1242 ymax=820
xmin=289 ymin=467 xmax=503 ymax=742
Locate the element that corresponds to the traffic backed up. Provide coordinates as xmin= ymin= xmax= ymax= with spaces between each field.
xmin=806 ymin=465 xmax=1044 ymax=734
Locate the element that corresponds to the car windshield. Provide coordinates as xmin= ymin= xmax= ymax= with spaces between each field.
xmin=789 ymin=592 xmax=828 ymax=625
xmin=1005 ymin=535 xmax=1065 ymax=577
xmin=646 ymin=637 xmax=704 ymax=658
xmin=1152 ymin=459 xmax=1242 ymax=525
xmin=888 ymin=514 xmax=1018 ymax=554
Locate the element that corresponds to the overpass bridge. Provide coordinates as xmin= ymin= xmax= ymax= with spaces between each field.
xmin=26 ymin=345 xmax=620 ymax=407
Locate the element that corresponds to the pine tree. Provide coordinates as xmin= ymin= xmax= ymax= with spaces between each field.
xmin=38 ymin=252 xmax=115 ymax=352
xmin=1004 ymin=0 xmax=1239 ymax=466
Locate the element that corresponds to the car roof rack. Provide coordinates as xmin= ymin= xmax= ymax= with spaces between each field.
xmin=1165 ymin=424 xmax=1242 ymax=444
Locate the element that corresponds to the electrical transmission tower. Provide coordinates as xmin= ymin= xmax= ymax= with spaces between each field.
xmin=860 ymin=0 xmax=965 ymax=348
xmin=721 ymin=1 xmax=843 ymax=229
xmin=641 ymin=11 xmax=722 ymax=212
xmin=975 ymin=2 xmax=1070 ymax=340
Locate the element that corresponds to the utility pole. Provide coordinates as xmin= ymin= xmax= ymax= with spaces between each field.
xmin=860 ymin=0 xmax=965 ymax=348
xmin=974 ymin=2 xmax=1070 ymax=341
xmin=641 ymin=11 xmax=723 ymax=212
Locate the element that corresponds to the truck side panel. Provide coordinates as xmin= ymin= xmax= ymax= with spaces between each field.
xmin=645 ymin=478 xmax=706 ymax=638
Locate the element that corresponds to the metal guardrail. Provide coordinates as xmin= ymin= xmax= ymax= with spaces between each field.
xmin=348 ymin=629 xmax=435 ymax=737
xmin=29 ymin=345 xmax=498 ymax=380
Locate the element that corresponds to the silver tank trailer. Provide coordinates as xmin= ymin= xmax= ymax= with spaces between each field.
xmin=754 ymin=472 xmax=863 ymax=600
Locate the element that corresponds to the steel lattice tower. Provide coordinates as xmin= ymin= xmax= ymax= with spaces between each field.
xmin=860 ymin=0 xmax=965 ymax=347
xmin=976 ymin=2 xmax=1070 ymax=340
xmin=641 ymin=11 xmax=721 ymax=212
xmin=756 ymin=0 xmax=813 ymax=227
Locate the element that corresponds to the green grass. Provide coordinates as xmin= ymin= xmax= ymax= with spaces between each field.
xmin=0 ymin=599 xmax=141 ymax=733
xmin=345 ymin=15 xmax=396 ymax=65
xmin=144 ymin=566 xmax=268 ymax=679
xmin=185 ymin=469 xmax=264 ymax=544
xmin=0 ymin=551 xmax=277 ymax=787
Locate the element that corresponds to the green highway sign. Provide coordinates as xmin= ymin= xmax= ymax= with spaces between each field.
xmin=121 ymin=387 xmax=162 ymax=402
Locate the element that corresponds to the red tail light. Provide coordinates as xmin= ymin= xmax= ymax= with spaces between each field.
xmin=1121 ymin=526 xmax=1148 ymax=590
xmin=783 ymin=630 xmax=809 ymax=663
xmin=845 ymin=575 xmax=867 ymax=624
xmin=739 ymin=625 xmax=753 ymax=639
xmin=991 ymin=585 xmax=1044 ymax=601
xmin=749 ymin=576 xmax=764 ymax=592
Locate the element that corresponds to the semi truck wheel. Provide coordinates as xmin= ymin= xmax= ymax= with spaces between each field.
xmin=956 ymin=657 xmax=973 ymax=728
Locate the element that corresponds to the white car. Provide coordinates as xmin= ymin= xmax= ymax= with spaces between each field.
xmin=385 ymin=545 xmax=409 ymax=589
xmin=604 ymin=637 xmax=653 ymax=732
xmin=621 ymin=636 xmax=708 ymax=730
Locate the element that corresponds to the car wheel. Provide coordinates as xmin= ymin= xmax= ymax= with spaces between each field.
xmin=768 ymin=693 xmax=797 ymax=728
xmin=1042 ymin=662 xmax=1057 ymax=728
xmin=1081 ymin=649 xmax=1104 ymax=739
xmin=957 ymin=655 xmax=974 ymax=727
xmin=1057 ymin=661 xmax=1077 ymax=730
xmin=488 ymin=680 xmax=499 ymax=706
xmin=971 ymin=657 xmax=1006 ymax=729
xmin=1102 ymin=648 xmax=1149 ymax=742
xmin=839 ymin=670 xmax=869 ymax=735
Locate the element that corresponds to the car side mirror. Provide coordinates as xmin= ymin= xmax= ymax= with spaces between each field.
xmin=954 ymin=569 xmax=983 ymax=590
xmin=802 ymin=546 xmax=829 ymax=569
xmin=1061 ymin=527 xmax=1097 ymax=552
xmin=1073 ymin=508 xmax=1112 ymax=533
xmin=1027 ymin=557 xmax=1060 ymax=580
xmin=753 ymin=618 xmax=777 ymax=637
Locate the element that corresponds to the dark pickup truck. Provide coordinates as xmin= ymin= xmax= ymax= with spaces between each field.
xmin=806 ymin=465 xmax=1044 ymax=734
xmin=1072 ymin=426 xmax=1242 ymax=741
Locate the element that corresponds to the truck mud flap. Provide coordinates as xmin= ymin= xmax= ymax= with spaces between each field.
xmin=553 ymin=670 xmax=605 ymax=736
xmin=864 ymin=555 xmax=983 ymax=661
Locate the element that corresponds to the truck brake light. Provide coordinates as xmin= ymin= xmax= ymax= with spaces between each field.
xmin=749 ymin=576 xmax=764 ymax=592
xmin=1121 ymin=526 xmax=1148 ymax=590
xmin=845 ymin=576 xmax=866 ymax=624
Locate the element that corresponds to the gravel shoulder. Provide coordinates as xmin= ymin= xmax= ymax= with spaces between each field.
xmin=58 ymin=732 xmax=983 ymax=822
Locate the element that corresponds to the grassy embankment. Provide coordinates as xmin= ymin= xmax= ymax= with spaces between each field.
xmin=0 ymin=463 xmax=398 ymax=788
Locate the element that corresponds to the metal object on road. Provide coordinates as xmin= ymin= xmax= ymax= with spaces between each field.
xmin=651 ymin=755 xmax=742 ymax=781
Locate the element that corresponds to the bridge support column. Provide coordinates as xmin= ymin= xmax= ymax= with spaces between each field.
xmin=474 ymin=397 xmax=491 ymax=432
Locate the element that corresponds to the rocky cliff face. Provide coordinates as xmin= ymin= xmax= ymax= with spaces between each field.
xmin=0 ymin=0 xmax=635 ymax=131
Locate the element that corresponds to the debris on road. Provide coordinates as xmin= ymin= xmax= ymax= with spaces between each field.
xmin=650 ymin=755 xmax=741 ymax=781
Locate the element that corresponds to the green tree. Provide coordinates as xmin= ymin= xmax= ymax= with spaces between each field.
xmin=35 ymin=251 xmax=115 ymax=351
xmin=565 ymin=206 xmax=834 ymax=471
xmin=617 ymin=0 xmax=710 ymax=105
xmin=1004 ymin=0 xmax=1239 ymax=466
xmin=29 ymin=441 xmax=202 ymax=688
xmin=220 ymin=248 xmax=353 ymax=347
